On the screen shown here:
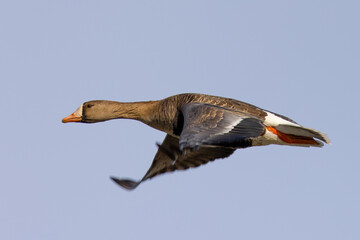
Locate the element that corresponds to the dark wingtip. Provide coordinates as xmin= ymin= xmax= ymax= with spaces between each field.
xmin=110 ymin=176 xmax=140 ymax=190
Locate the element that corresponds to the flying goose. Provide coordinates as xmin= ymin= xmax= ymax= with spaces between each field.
xmin=62 ymin=93 xmax=330 ymax=190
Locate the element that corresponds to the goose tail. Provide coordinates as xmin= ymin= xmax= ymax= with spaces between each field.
xmin=267 ymin=125 xmax=330 ymax=147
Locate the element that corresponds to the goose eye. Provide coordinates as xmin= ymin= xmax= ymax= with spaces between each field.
xmin=87 ymin=104 xmax=94 ymax=108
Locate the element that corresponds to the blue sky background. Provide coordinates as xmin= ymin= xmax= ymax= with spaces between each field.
xmin=1 ymin=1 xmax=359 ymax=239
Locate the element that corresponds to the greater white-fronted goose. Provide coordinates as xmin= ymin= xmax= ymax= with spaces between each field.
xmin=62 ymin=93 xmax=330 ymax=190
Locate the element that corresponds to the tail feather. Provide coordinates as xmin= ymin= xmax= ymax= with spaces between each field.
xmin=276 ymin=125 xmax=330 ymax=144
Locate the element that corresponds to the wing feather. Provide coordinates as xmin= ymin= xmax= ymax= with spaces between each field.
xmin=179 ymin=103 xmax=265 ymax=150
xmin=111 ymin=134 xmax=235 ymax=190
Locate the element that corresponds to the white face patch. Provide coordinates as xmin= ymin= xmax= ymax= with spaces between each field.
xmin=74 ymin=104 xmax=83 ymax=117
xmin=264 ymin=112 xmax=299 ymax=127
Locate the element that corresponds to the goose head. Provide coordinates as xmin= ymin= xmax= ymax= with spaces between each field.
xmin=62 ymin=100 xmax=120 ymax=123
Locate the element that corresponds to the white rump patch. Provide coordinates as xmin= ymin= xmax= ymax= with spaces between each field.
xmin=264 ymin=112 xmax=299 ymax=127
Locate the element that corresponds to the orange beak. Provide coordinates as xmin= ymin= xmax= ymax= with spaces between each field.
xmin=62 ymin=106 xmax=83 ymax=123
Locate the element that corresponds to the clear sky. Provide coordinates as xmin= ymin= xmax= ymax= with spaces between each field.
xmin=1 ymin=1 xmax=359 ymax=239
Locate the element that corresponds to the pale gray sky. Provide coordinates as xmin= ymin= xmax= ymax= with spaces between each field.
xmin=1 ymin=1 xmax=359 ymax=239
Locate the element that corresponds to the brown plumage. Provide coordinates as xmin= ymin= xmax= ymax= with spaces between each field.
xmin=62 ymin=93 xmax=330 ymax=190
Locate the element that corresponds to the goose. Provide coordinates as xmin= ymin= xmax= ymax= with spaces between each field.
xmin=62 ymin=93 xmax=330 ymax=190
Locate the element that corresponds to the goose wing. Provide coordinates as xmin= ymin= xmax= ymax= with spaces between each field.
xmin=179 ymin=102 xmax=266 ymax=150
xmin=111 ymin=134 xmax=235 ymax=190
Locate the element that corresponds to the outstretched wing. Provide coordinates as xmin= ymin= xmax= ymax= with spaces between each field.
xmin=111 ymin=103 xmax=267 ymax=190
xmin=111 ymin=134 xmax=235 ymax=190
xmin=179 ymin=103 xmax=266 ymax=150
